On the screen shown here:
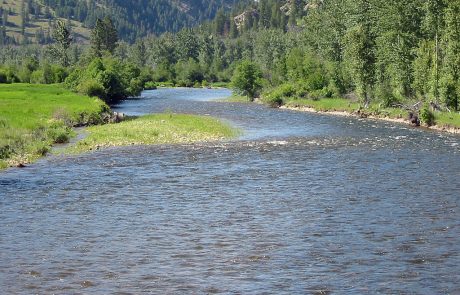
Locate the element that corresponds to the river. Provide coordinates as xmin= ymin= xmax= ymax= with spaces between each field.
xmin=1 ymin=88 xmax=459 ymax=294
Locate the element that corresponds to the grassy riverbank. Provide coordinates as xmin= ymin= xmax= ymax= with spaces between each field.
xmin=217 ymin=94 xmax=251 ymax=103
xmin=0 ymin=83 xmax=109 ymax=168
xmin=67 ymin=113 xmax=239 ymax=153
xmin=280 ymin=97 xmax=460 ymax=132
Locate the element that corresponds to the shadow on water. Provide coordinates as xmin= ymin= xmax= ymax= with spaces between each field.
xmin=1 ymin=88 xmax=459 ymax=294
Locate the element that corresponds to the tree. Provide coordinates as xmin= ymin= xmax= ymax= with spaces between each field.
xmin=441 ymin=0 xmax=460 ymax=111
xmin=231 ymin=60 xmax=263 ymax=100
xmin=344 ymin=24 xmax=375 ymax=107
xmin=50 ymin=20 xmax=72 ymax=66
xmin=423 ymin=0 xmax=446 ymax=103
xmin=91 ymin=17 xmax=118 ymax=56
xmin=344 ymin=0 xmax=376 ymax=107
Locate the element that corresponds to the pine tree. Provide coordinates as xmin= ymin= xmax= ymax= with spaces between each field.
xmin=102 ymin=16 xmax=118 ymax=54
xmin=50 ymin=20 xmax=72 ymax=66
xmin=91 ymin=17 xmax=119 ymax=56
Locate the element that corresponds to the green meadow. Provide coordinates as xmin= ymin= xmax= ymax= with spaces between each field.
xmin=0 ymin=84 xmax=108 ymax=168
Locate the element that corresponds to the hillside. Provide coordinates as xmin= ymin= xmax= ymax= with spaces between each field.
xmin=0 ymin=0 xmax=250 ymax=44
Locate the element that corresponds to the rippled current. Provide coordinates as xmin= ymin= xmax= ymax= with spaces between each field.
xmin=1 ymin=88 xmax=459 ymax=294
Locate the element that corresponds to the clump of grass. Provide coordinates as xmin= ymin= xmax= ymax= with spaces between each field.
xmin=67 ymin=113 xmax=239 ymax=153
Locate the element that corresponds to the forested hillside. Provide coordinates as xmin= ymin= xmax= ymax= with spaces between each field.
xmin=0 ymin=0 xmax=249 ymax=44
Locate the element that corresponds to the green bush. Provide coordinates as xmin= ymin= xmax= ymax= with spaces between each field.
xmin=420 ymin=104 xmax=435 ymax=126
xmin=262 ymin=95 xmax=284 ymax=107
xmin=0 ymin=144 xmax=12 ymax=159
xmin=304 ymin=72 xmax=327 ymax=91
xmin=308 ymin=88 xmax=332 ymax=100
xmin=231 ymin=60 xmax=263 ymax=100
xmin=30 ymin=70 xmax=46 ymax=84
xmin=375 ymin=82 xmax=398 ymax=107
xmin=441 ymin=79 xmax=459 ymax=111
xmin=47 ymin=125 xmax=71 ymax=144
xmin=128 ymin=78 xmax=144 ymax=96
xmin=64 ymin=68 xmax=83 ymax=90
xmin=65 ymin=57 xmax=143 ymax=104
xmin=144 ymin=81 xmax=157 ymax=90
xmin=51 ymin=65 xmax=68 ymax=83
xmin=77 ymin=80 xmax=106 ymax=99
xmin=0 ymin=70 xmax=8 ymax=83
xmin=5 ymin=68 xmax=20 ymax=83
xmin=263 ymin=83 xmax=296 ymax=104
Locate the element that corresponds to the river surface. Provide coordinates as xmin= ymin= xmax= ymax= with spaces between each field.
xmin=1 ymin=88 xmax=459 ymax=294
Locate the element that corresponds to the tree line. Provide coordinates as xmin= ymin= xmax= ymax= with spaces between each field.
xmin=0 ymin=0 xmax=459 ymax=113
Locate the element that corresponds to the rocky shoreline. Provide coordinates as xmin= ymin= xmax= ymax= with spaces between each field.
xmin=280 ymin=105 xmax=460 ymax=135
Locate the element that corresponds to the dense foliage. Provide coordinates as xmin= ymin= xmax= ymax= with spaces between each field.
xmin=1 ymin=0 xmax=460 ymax=114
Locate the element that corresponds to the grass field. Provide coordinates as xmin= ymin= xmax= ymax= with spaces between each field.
xmin=0 ymin=83 xmax=108 ymax=168
xmin=68 ymin=113 xmax=239 ymax=153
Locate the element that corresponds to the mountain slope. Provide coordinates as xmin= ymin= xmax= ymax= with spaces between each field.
xmin=0 ymin=0 xmax=250 ymax=44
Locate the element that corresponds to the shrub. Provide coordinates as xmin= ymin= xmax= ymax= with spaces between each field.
xmin=231 ymin=60 xmax=263 ymax=100
xmin=304 ymin=71 xmax=327 ymax=91
xmin=144 ymin=81 xmax=157 ymax=90
xmin=263 ymin=83 xmax=296 ymax=104
xmin=47 ymin=125 xmax=71 ymax=144
xmin=5 ymin=68 xmax=20 ymax=83
xmin=64 ymin=68 xmax=83 ymax=90
xmin=375 ymin=82 xmax=398 ymax=108
xmin=308 ymin=88 xmax=332 ymax=100
xmin=30 ymin=70 xmax=46 ymax=84
xmin=51 ymin=65 xmax=68 ymax=83
xmin=0 ymin=70 xmax=8 ymax=83
xmin=441 ymin=79 xmax=459 ymax=111
xmin=262 ymin=95 xmax=284 ymax=107
xmin=77 ymin=80 xmax=106 ymax=99
xmin=420 ymin=104 xmax=435 ymax=126
xmin=128 ymin=78 xmax=143 ymax=96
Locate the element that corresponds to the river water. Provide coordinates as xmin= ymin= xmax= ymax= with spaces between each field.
xmin=1 ymin=88 xmax=459 ymax=294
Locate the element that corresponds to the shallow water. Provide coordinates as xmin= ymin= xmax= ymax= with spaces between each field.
xmin=1 ymin=88 xmax=459 ymax=294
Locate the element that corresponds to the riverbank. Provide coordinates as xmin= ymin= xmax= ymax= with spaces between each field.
xmin=279 ymin=98 xmax=460 ymax=134
xmin=0 ymin=83 xmax=110 ymax=169
xmin=66 ymin=113 xmax=239 ymax=153
xmin=0 ymin=84 xmax=239 ymax=169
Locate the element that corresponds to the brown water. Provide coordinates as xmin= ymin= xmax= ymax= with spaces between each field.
xmin=1 ymin=88 xmax=459 ymax=294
